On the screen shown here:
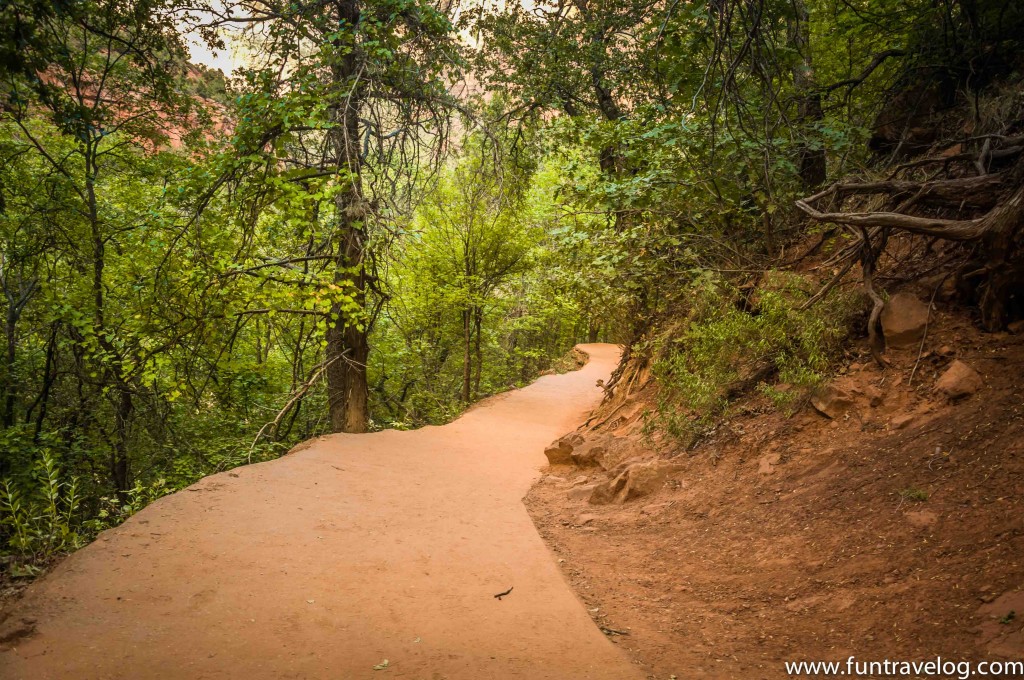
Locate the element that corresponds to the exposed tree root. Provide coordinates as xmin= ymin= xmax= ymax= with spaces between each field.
xmin=796 ymin=138 xmax=1024 ymax=330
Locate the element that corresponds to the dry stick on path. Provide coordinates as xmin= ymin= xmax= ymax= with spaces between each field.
xmin=494 ymin=586 xmax=513 ymax=600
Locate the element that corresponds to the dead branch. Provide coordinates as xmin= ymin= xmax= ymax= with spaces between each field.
xmin=820 ymin=49 xmax=905 ymax=95
xmin=250 ymin=355 xmax=343 ymax=456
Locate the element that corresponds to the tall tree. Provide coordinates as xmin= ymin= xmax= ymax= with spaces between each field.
xmin=201 ymin=0 xmax=462 ymax=432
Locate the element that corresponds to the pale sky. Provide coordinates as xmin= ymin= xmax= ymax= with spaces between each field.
xmin=184 ymin=34 xmax=240 ymax=74
xmin=181 ymin=0 xmax=519 ymax=73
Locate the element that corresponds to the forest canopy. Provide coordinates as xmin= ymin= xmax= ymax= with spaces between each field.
xmin=2 ymin=0 xmax=1023 ymax=569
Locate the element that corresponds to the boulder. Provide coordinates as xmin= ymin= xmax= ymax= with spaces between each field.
xmin=570 ymin=434 xmax=637 ymax=471
xmin=810 ymin=384 xmax=855 ymax=419
xmin=543 ymin=433 xmax=583 ymax=465
xmin=589 ymin=459 xmax=680 ymax=505
xmin=544 ymin=441 xmax=574 ymax=465
xmin=571 ymin=444 xmax=608 ymax=468
xmin=880 ymin=293 xmax=930 ymax=348
xmin=934 ymin=360 xmax=983 ymax=399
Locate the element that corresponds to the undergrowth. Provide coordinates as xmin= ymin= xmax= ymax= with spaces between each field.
xmin=0 ymin=451 xmax=168 ymax=579
xmin=649 ymin=270 xmax=860 ymax=446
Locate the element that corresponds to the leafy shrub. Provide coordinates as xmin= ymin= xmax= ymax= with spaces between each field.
xmin=0 ymin=452 xmax=175 ymax=577
xmin=1 ymin=452 xmax=85 ymax=575
xmin=651 ymin=271 xmax=858 ymax=445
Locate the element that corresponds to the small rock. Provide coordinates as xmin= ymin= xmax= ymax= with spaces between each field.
xmin=574 ymin=513 xmax=598 ymax=526
xmin=880 ymin=292 xmax=930 ymax=348
xmin=758 ymin=453 xmax=781 ymax=475
xmin=571 ymin=444 xmax=608 ymax=468
xmin=1007 ymin=319 xmax=1024 ymax=334
xmin=852 ymin=384 xmax=884 ymax=407
xmin=569 ymin=476 xmax=590 ymax=487
xmin=934 ymin=360 xmax=983 ymax=399
xmin=890 ymin=413 xmax=917 ymax=430
xmin=568 ymin=483 xmax=600 ymax=501
xmin=589 ymin=459 xmax=681 ymax=505
xmin=544 ymin=439 xmax=574 ymax=465
xmin=810 ymin=384 xmax=855 ymax=419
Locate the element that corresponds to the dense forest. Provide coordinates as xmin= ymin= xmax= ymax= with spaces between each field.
xmin=2 ymin=0 xmax=1023 ymax=573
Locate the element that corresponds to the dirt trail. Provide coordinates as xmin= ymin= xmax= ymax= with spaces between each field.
xmin=0 ymin=344 xmax=639 ymax=680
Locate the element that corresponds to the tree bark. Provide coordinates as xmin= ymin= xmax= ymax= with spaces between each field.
xmin=324 ymin=0 xmax=370 ymax=433
xmin=461 ymin=307 xmax=472 ymax=403
xmin=473 ymin=306 xmax=483 ymax=399
xmin=787 ymin=0 xmax=827 ymax=189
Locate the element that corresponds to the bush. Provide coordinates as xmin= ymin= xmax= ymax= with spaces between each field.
xmin=1 ymin=452 xmax=85 ymax=575
xmin=0 ymin=451 xmax=173 ymax=578
xmin=650 ymin=271 xmax=858 ymax=445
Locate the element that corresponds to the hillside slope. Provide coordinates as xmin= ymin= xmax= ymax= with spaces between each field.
xmin=530 ymin=306 xmax=1024 ymax=678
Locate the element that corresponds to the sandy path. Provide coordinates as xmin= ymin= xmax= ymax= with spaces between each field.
xmin=0 ymin=344 xmax=640 ymax=680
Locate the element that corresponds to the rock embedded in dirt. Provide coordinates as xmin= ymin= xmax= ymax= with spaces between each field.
xmin=758 ymin=453 xmax=781 ymax=475
xmin=544 ymin=434 xmax=582 ymax=465
xmin=1007 ymin=319 xmax=1024 ymax=334
xmin=851 ymin=384 xmax=884 ymax=407
xmin=880 ymin=292 xmax=931 ymax=348
xmin=574 ymin=513 xmax=598 ymax=526
xmin=571 ymin=444 xmax=608 ymax=468
xmin=568 ymin=483 xmax=600 ymax=501
xmin=809 ymin=384 xmax=855 ymax=419
xmin=588 ymin=459 xmax=681 ymax=505
xmin=934 ymin=360 xmax=983 ymax=399
xmin=889 ymin=413 xmax=918 ymax=430
xmin=569 ymin=433 xmax=637 ymax=471
xmin=544 ymin=442 xmax=573 ymax=465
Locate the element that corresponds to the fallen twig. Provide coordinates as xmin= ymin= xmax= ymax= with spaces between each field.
xmin=494 ymin=586 xmax=513 ymax=600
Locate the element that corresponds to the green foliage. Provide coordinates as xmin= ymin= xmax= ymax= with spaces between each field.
xmin=369 ymin=133 xmax=589 ymax=425
xmin=1 ymin=452 xmax=84 ymax=570
xmin=2 ymin=0 xmax=1019 ymax=575
xmin=651 ymin=272 xmax=858 ymax=444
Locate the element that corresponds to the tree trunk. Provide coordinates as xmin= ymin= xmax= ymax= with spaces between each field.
xmin=3 ymin=300 xmax=17 ymax=428
xmin=111 ymin=386 xmax=132 ymax=494
xmin=788 ymin=0 xmax=827 ymax=189
xmin=324 ymin=0 xmax=370 ymax=433
xmin=978 ymin=182 xmax=1024 ymax=330
xmin=461 ymin=307 xmax=472 ymax=403
xmin=473 ymin=306 xmax=483 ymax=399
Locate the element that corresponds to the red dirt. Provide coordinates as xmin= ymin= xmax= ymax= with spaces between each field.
xmin=0 ymin=344 xmax=642 ymax=680
xmin=527 ymin=312 xmax=1024 ymax=679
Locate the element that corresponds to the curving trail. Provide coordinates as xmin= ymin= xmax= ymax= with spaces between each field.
xmin=0 ymin=344 xmax=641 ymax=680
